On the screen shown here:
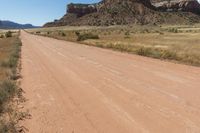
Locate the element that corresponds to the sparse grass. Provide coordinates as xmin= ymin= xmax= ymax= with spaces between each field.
xmin=84 ymin=42 xmax=180 ymax=60
xmin=28 ymin=24 xmax=200 ymax=66
xmin=135 ymin=47 xmax=177 ymax=59
xmin=0 ymin=120 xmax=17 ymax=133
xmin=0 ymin=80 xmax=17 ymax=113
xmin=1 ymin=37 xmax=21 ymax=70
xmin=166 ymin=28 xmax=178 ymax=33
xmin=0 ymin=31 xmax=24 ymax=133
xmin=76 ymin=32 xmax=99 ymax=41
xmin=1 ymin=57 xmax=18 ymax=68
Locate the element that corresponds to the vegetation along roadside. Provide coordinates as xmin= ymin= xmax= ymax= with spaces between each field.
xmin=0 ymin=30 xmax=29 ymax=133
xmin=27 ymin=25 xmax=200 ymax=67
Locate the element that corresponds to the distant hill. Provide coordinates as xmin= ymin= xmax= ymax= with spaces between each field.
xmin=0 ymin=20 xmax=38 ymax=29
xmin=44 ymin=0 xmax=200 ymax=27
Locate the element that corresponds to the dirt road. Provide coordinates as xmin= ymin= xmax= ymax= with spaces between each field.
xmin=20 ymin=31 xmax=200 ymax=133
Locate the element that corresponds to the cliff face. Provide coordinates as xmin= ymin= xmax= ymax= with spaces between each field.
xmin=66 ymin=0 xmax=155 ymax=15
xmin=154 ymin=0 xmax=200 ymax=14
xmin=44 ymin=0 xmax=200 ymax=27
xmin=67 ymin=3 xmax=99 ymax=17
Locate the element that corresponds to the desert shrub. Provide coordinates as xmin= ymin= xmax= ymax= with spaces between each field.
xmin=1 ymin=58 xmax=17 ymax=68
xmin=5 ymin=31 xmax=12 ymax=38
xmin=113 ymin=44 xmax=130 ymax=52
xmin=125 ymin=31 xmax=130 ymax=36
xmin=0 ymin=35 xmax=4 ymax=38
xmin=57 ymin=31 xmax=66 ymax=37
xmin=0 ymin=36 xmax=22 ymax=133
xmin=0 ymin=80 xmax=16 ymax=113
xmin=61 ymin=32 xmax=66 ymax=37
xmin=124 ymin=36 xmax=130 ymax=39
xmin=136 ymin=47 xmax=153 ymax=56
xmin=36 ymin=31 xmax=41 ymax=34
xmin=161 ymin=50 xmax=177 ymax=60
xmin=168 ymin=28 xmax=178 ymax=33
xmin=159 ymin=32 xmax=164 ymax=35
xmin=144 ymin=29 xmax=150 ymax=33
xmin=10 ymin=66 xmax=21 ymax=81
xmin=1 ymin=81 xmax=16 ymax=96
xmin=1 ymin=39 xmax=21 ymax=68
xmin=0 ymin=37 xmax=20 ymax=68
xmin=75 ymin=31 xmax=80 ymax=36
xmin=105 ymin=43 xmax=114 ymax=49
xmin=136 ymin=47 xmax=161 ymax=58
xmin=135 ymin=47 xmax=179 ymax=60
xmin=76 ymin=33 xmax=99 ymax=41
xmin=124 ymin=31 xmax=131 ymax=39
xmin=180 ymin=54 xmax=200 ymax=66
xmin=0 ymin=121 xmax=16 ymax=133
xmin=104 ymin=43 xmax=133 ymax=52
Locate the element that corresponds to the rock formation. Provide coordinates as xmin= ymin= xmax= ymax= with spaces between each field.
xmin=154 ymin=0 xmax=200 ymax=14
xmin=67 ymin=3 xmax=99 ymax=17
xmin=44 ymin=0 xmax=200 ymax=27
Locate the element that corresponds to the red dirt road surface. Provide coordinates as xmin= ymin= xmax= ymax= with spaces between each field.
xmin=20 ymin=31 xmax=200 ymax=133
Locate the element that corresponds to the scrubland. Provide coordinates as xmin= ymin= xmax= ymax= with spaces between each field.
xmin=0 ymin=31 xmax=27 ymax=133
xmin=28 ymin=24 xmax=200 ymax=66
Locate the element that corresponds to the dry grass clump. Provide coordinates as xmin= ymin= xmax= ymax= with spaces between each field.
xmin=76 ymin=32 xmax=99 ymax=41
xmin=5 ymin=31 xmax=12 ymax=38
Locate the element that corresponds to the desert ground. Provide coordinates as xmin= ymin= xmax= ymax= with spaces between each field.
xmin=20 ymin=28 xmax=200 ymax=133
xmin=2 ymin=0 xmax=200 ymax=132
xmin=29 ymin=25 xmax=200 ymax=66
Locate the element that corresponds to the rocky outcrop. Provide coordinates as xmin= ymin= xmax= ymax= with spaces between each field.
xmin=67 ymin=3 xmax=99 ymax=17
xmin=43 ymin=0 xmax=200 ymax=27
xmin=44 ymin=0 xmax=157 ymax=27
xmin=154 ymin=0 xmax=200 ymax=14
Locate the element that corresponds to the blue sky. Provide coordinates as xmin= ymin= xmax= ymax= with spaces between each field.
xmin=0 ymin=0 xmax=99 ymax=26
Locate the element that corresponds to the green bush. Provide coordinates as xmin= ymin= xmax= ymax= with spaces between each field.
xmin=5 ymin=31 xmax=12 ymax=38
xmin=76 ymin=33 xmax=99 ymax=41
